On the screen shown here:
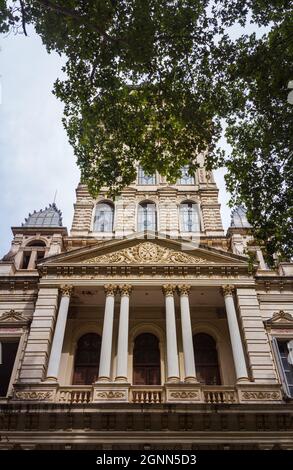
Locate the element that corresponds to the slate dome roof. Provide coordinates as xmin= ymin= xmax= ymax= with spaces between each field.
xmin=22 ymin=203 xmax=63 ymax=227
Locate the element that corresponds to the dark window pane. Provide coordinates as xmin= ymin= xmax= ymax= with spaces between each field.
xmin=133 ymin=333 xmax=161 ymax=385
xmin=193 ymin=333 xmax=221 ymax=385
xmin=0 ymin=341 xmax=19 ymax=396
xmin=73 ymin=333 xmax=101 ymax=385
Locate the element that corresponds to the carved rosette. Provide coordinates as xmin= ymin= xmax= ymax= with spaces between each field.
xmin=104 ymin=284 xmax=117 ymax=297
xmin=162 ymin=284 xmax=176 ymax=297
xmin=60 ymin=285 xmax=73 ymax=297
xmin=119 ymin=284 xmax=132 ymax=297
xmin=222 ymin=285 xmax=235 ymax=297
xmin=177 ymin=284 xmax=191 ymax=296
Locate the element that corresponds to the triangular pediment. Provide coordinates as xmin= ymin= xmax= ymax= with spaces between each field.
xmin=265 ymin=310 xmax=293 ymax=328
xmin=40 ymin=233 xmax=249 ymax=267
xmin=0 ymin=310 xmax=31 ymax=325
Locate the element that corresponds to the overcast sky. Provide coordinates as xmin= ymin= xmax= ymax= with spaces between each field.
xmin=0 ymin=28 xmax=231 ymax=258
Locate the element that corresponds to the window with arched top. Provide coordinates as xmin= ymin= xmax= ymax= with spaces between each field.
xmin=138 ymin=202 xmax=157 ymax=231
xmin=133 ymin=333 xmax=161 ymax=385
xmin=138 ymin=166 xmax=156 ymax=185
xmin=73 ymin=333 xmax=101 ymax=385
xmin=94 ymin=202 xmax=114 ymax=232
xmin=180 ymin=202 xmax=200 ymax=232
xmin=178 ymin=166 xmax=195 ymax=185
xmin=193 ymin=333 xmax=221 ymax=385
xmin=21 ymin=239 xmax=47 ymax=269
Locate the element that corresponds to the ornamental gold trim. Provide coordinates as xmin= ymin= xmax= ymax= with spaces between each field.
xmin=221 ymin=285 xmax=235 ymax=297
xmin=177 ymin=284 xmax=191 ymax=296
xmin=83 ymin=242 xmax=208 ymax=265
xmin=60 ymin=285 xmax=73 ymax=297
xmin=104 ymin=284 xmax=117 ymax=296
xmin=119 ymin=284 xmax=132 ymax=296
xmin=162 ymin=284 xmax=176 ymax=296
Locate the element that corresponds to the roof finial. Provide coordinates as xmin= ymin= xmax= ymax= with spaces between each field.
xmin=53 ymin=190 xmax=57 ymax=205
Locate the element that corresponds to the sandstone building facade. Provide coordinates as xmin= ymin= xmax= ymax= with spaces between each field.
xmin=0 ymin=165 xmax=292 ymax=450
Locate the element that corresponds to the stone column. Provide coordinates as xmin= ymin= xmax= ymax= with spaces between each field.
xmin=177 ymin=285 xmax=198 ymax=383
xmin=46 ymin=285 xmax=73 ymax=381
xmin=222 ymin=285 xmax=249 ymax=383
xmin=163 ymin=284 xmax=180 ymax=383
xmin=97 ymin=285 xmax=117 ymax=382
xmin=115 ymin=285 xmax=132 ymax=382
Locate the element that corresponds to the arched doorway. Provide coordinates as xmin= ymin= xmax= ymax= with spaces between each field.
xmin=73 ymin=333 xmax=101 ymax=385
xmin=133 ymin=333 xmax=161 ymax=385
xmin=193 ymin=333 xmax=221 ymax=385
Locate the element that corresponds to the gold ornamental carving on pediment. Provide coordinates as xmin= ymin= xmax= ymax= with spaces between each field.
xmin=83 ymin=242 xmax=209 ymax=265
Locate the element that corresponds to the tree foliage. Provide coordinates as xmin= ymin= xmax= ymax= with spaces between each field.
xmin=0 ymin=1 xmax=292 ymax=263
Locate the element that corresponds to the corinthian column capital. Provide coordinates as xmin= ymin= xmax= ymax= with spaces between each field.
xmin=222 ymin=285 xmax=235 ymax=297
xmin=119 ymin=284 xmax=132 ymax=297
xmin=162 ymin=284 xmax=176 ymax=297
xmin=60 ymin=285 xmax=73 ymax=297
xmin=104 ymin=284 xmax=117 ymax=296
xmin=177 ymin=284 xmax=191 ymax=296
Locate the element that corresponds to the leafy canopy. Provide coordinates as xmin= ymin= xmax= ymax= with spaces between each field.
xmin=1 ymin=1 xmax=292 ymax=262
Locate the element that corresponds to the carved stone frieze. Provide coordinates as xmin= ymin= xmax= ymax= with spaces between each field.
xmin=83 ymin=242 xmax=209 ymax=265
xmin=14 ymin=391 xmax=54 ymax=401
xmin=241 ymin=391 xmax=282 ymax=401
xmin=169 ymin=391 xmax=199 ymax=400
xmin=95 ymin=391 xmax=126 ymax=399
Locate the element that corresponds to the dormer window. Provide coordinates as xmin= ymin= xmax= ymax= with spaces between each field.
xmin=138 ymin=167 xmax=156 ymax=185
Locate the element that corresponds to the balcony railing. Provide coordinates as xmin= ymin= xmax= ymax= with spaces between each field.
xmin=57 ymin=386 xmax=92 ymax=404
xmin=203 ymin=386 xmax=237 ymax=404
xmin=50 ymin=385 xmax=238 ymax=405
xmin=131 ymin=386 xmax=164 ymax=404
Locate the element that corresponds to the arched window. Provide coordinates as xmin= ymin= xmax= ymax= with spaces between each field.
xmin=133 ymin=333 xmax=161 ymax=385
xmin=94 ymin=202 xmax=114 ymax=232
xmin=73 ymin=333 xmax=101 ymax=385
xmin=193 ymin=333 xmax=221 ymax=385
xmin=21 ymin=240 xmax=46 ymax=269
xmin=178 ymin=165 xmax=195 ymax=185
xmin=180 ymin=202 xmax=200 ymax=232
xmin=138 ymin=166 xmax=156 ymax=185
xmin=138 ymin=201 xmax=157 ymax=231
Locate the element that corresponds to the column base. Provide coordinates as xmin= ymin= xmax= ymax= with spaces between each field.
xmin=96 ymin=376 xmax=111 ymax=383
xmin=184 ymin=376 xmax=199 ymax=384
xmin=236 ymin=377 xmax=250 ymax=384
xmin=44 ymin=376 xmax=58 ymax=383
xmin=114 ymin=376 xmax=128 ymax=383
xmin=166 ymin=376 xmax=180 ymax=384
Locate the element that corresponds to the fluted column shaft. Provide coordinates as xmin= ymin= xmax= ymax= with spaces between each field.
xmin=46 ymin=285 xmax=73 ymax=381
xmin=178 ymin=285 xmax=198 ymax=383
xmin=115 ymin=285 xmax=132 ymax=382
xmin=98 ymin=285 xmax=116 ymax=382
xmin=163 ymin=284 xmax=180 ymax=383
xmin=222 ymin=285 xmax=249 ymax=383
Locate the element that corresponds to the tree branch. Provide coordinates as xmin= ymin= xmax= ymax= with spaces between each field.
xmin=20 ymin=0 xmax=28 ymax=36
xmin=34 ymin=0 xmax=112 ymax=41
